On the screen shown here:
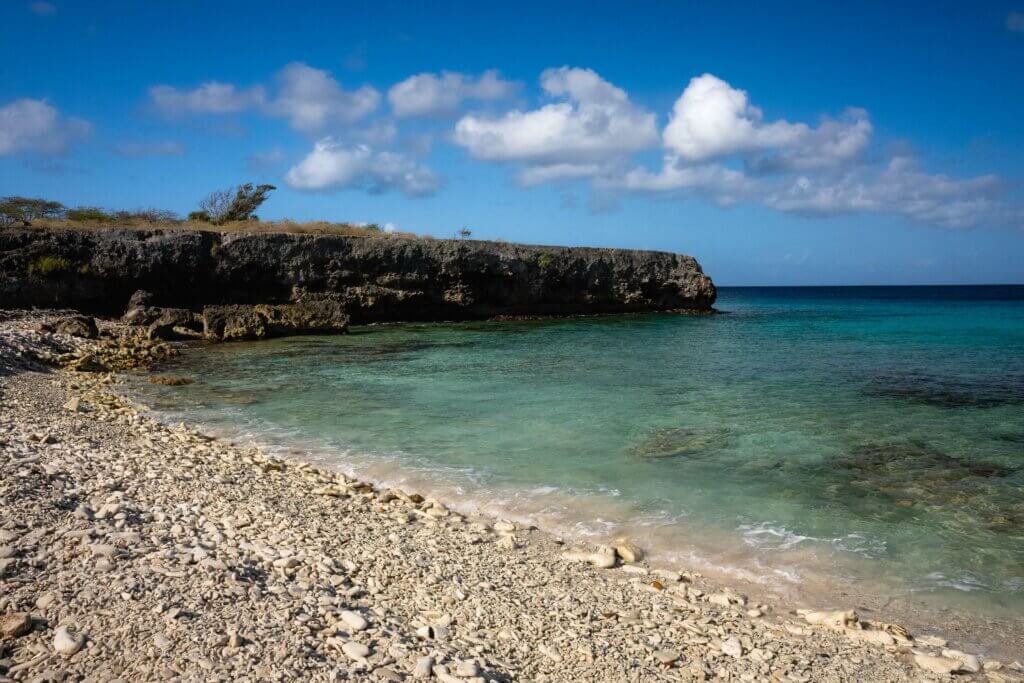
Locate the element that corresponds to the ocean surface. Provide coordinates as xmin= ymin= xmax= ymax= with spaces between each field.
xmin=131 ymin=285 xmax=1024 ymax=622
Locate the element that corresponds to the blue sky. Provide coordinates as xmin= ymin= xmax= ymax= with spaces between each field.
xmin=2 ymin=0 xmax=1023 ymax=285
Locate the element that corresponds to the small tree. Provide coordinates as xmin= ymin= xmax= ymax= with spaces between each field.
xmin=196 ymin=183 xmax=276 ymax=224
xmin=0 ymin=196 xmax=65 ymax=227
xmin=457 ymin=227 xmax=473 ymax=239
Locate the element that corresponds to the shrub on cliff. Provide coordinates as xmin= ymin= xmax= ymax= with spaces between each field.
xmin=65 ymin=207 xmax=114 ymax=223
xmin=0 ymin=196 xmax=66 ymax=227
xmin=196 ymin=183 xmax=276 ymax=224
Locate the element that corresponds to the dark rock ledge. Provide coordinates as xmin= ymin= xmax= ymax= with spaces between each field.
xmin=0 ymin=227 xmax=716 ymax=341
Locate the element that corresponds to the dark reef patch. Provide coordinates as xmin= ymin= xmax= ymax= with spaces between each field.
xmin=863 ymin=371 xmax=1024 ymax=409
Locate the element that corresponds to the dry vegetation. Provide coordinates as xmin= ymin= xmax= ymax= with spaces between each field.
xmin=0 ymin=186 xmax=429 ymax=239
xmin=25 ymin=217 xmax=424 ymax=239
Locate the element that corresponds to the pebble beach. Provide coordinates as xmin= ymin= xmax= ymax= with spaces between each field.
xmin=1 ymin=311 xmax=1020 ymax=682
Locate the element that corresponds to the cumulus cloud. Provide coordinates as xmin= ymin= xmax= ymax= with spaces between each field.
xmin=266 ymin=62 xmax=380 ymax=133
xmin=663 ymin=74 xmax=871 ymax=169
xmin=1008 ymin=11 xmax=1024 ymax=32
xmin=388 ymin=69 xmax=517 ymax=117
xmin=113 ymin=140 xmax=185 ymax=158
xmin=149 ymin=82 xmax=266 ymax=115
xmin=595 ymin=73 xmax=1019 ymax=228
xmin=285 ymin=139 xmax=440 ymax=197
xmin=0 ymin=98 xmax=91 ymax=155
xmin=454 ymin=67 xmax=657 ymax=168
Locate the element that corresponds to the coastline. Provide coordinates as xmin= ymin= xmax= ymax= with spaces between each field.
xmin=1 ymin=313 xmax=1020 ymax=681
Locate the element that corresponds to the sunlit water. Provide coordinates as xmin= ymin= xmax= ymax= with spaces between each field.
xmin=130 ymin=286 xmax=1024 ymax=625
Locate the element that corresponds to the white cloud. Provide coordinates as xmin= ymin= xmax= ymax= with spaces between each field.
xmin=613 ymin=157 xmax=756 ymax=205
xmin=1008 ymin=11 xmax=1024 ymax=32
xmin=663 ymin=74 xmax=871 ymax=169
xmin=388 ymin=69 xmax=517 ymax=117
xmin=518 ymin=163 xmax=609 ymax=186
xmin=149 ymin=82 xmax=265 ymax=115
xmin=147 ymin=63 xmax=378 ymax=134
xmin=454 ymin=67 xmax=657 ymax=165
xmin=28 ymin=1 xmax=55 ymax=15
xmin=764 ymin=157 xmax=1012 ymax=228
xmin=613 ymin=153 xmax=1017 ymax=228
xmin=113 ymin=140 xmax=185 ymax=158
xmin=285 ymin=139 xmax=440 ymax=197
xmin=266 ymin=62 xmax=379 ymax=133
xmin=0 ymin=98 xmax=91 ymax=155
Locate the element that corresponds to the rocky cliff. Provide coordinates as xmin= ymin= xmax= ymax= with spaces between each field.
xmin=0 ymin=227 xmax=716 ymax=323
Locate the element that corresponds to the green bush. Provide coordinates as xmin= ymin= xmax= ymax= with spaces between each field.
xmin=537 ymin=253 xmax=554 ymax=270
xmin=28 ymin=256 xmax=74 ymax=276
xmin=65 ymin=206 xmax=114 ymax=222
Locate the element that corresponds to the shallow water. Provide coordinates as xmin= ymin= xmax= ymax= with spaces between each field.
xmin=132 ymin=285 xmax=1024 ymax=623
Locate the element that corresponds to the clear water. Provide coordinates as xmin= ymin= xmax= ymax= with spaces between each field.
xmin=132 ymin=285 xmax=1024 ymax=621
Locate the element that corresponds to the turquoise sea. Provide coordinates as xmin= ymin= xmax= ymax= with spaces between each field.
xmin=133 ymin=286 xmax=1024 ymax=624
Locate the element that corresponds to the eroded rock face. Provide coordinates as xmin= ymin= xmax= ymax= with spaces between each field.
xmin=0 ymin=228 xmax=717 ymax=322
xmin=202 ymin=295 xmax=350 ymax=341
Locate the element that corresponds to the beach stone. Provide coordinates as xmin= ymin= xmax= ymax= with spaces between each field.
xmin=54 ymin=315 xmax=98 ymax=339
xmin=721 ymin=637 xmax=743 ymax=658
xmin=914 ymin=653 xmax=962 ymax=675
xmin=917 ymin=634 xmax=948 ymax=647
xmin=942 ymin=649 xmax=982 ymax=673
xmin=413 ymin=656 xmax=434 ymax=678
xmin=342 ymin=641 xmax=370 ymax=661
xmin=801 ymin=609 xmax=857 ymax=630
xmin=340 ymin=610 xmax=368 ymax=632
xmin=36 ymin=592 xmax=58 ymax=610
xmin=53 ymin=625 xmax=85 ymax=657
xmin=455 ymin=659 xmax=480 ymax=677
xmin=655 ymin=649 xmax=680 ymax=665
xmin=614 ymin=542 xmax=643 ymax=563
xmin=1 ymin=613 xmax=32 ymax=638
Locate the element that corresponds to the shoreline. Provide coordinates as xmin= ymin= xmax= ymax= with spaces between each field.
xmin=1 ymin=312 xmax=1020 ymax=681
xmin=123 ymin=350 xmax=1024 ymax=666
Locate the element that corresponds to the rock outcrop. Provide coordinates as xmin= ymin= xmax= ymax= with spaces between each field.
xmin=0 ymin=227 xmax=717 ymax=325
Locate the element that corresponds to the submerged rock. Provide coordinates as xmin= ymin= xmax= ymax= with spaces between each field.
xmin=629 ymin=426 xmax=729 ymax=459
xmin=864 ymin=370 xmax=1024 ymax=409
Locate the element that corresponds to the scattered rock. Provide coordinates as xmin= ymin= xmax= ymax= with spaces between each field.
xmin=54 ymin=315 xmax=98 ymax=339
xmin=720 ymin=637 xmax=743 ymax=658
xmin=613 ymin=541 xmax=643 ymax=563
xmin=413 ymin=656 xmax=434 ymax=679
xmin=1 ymin=613 xmax=32 ymax=638
xmin=341 ymin=641 xmax=370 ymax=661
xmin=53 ymin=625 xmax=85 ymax=657
xmin=340 ymin=610 xmax=368 ymax=632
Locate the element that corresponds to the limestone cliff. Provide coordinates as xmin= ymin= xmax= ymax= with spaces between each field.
xmin=0 ymin=227 xmax=716 ymax=322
